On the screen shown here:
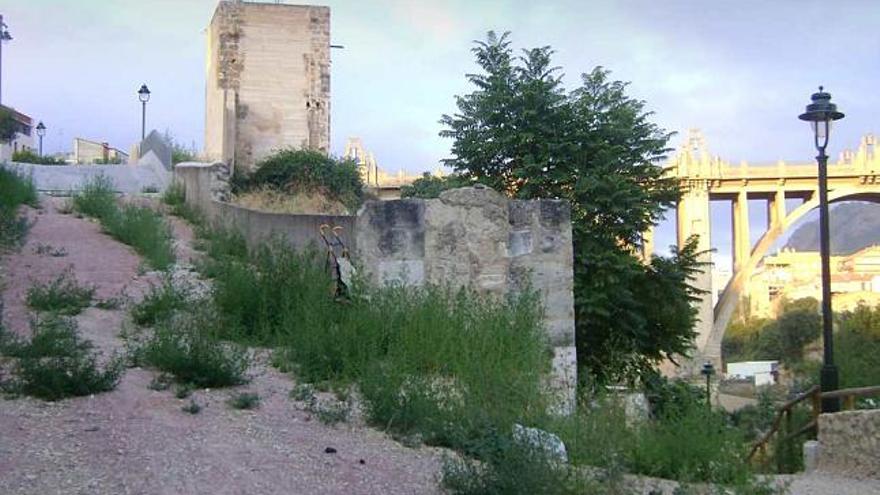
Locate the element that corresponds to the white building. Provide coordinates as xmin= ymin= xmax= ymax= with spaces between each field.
xmin=726 ymin=360 xmax=779 ymax=387
xmin=0 ymin=104 xmax=34 ymax=162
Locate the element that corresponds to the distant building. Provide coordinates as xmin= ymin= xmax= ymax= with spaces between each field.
xmin=747 ymin=246 xmax=880 ymax=317
xmin=73 ymin=138 xmax=129 ymax=164
xmin=727 ymin=360 xmax=779 ymax=386
xmin=343 ymin=137 xmax=440 ymax=199
xmin=204 ymin=1 xmax=330 ymax=171
xmin=0 ymin=104 xmax=34 ymax=162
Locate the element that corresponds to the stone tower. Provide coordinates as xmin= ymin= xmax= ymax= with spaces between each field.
xmin=204 ymin=1 xmax=330 ymax=172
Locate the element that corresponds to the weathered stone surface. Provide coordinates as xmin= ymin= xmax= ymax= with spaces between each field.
xmin=356 ymin=187 xmax=577 ymax=412
xmin=817 ymin=410 xmax=880 ymax=479
xmin=205 ymin=1 xmax=331 ymax=171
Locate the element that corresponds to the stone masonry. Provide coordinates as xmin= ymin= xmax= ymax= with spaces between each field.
xmin=817 ymin=409 xmax=880 ymax=479
xmin=205 ymin=1 xmax=330 ymax=172
xmin=356 ymin=186 xmax=577 ymax=412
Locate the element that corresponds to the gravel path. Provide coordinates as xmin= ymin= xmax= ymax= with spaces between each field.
xmin=0 ymin=197 xmax=445 ymax=495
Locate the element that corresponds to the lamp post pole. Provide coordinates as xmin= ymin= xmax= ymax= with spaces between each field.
xmin=36 ymin=121 xmax=45 ymax=156
xmin=701 ymin=361 xmax=715 ymax=409
xmin=138 ymin=84 xmax=151 ymax=143
xmin=799 ymin=87 xmax=845 ymax=413
xmin=0 ymin=15 xmax=12 ymax=106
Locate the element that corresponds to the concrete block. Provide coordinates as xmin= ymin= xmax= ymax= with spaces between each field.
xmin=803 ymin=440 xmax=820 ymax=474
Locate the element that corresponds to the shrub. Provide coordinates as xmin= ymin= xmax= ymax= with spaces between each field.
xmin=12 ymin=149 xmax=66 ymax=165
xmin=103 ymin=204 xmax=175 ymax=270
xmin=1 ymin=316 xmax=123 ymax=401
xmin=228 ymin=392 xmax=260 ymax=410
xmin=0 ymin=167 xmax=37 ymax=248
xmin=400 ymin=172 xmax=470 ymax=199
xmin=131 ymin=276 xmax=189 ymax=326
xmin=72 ymin=176 xmax=175 ymax=270
xmin=135 ymin=309 xmax=249 ymax=388
xmin=235 ymin=149 xmax=364 ymax=212
xmin=72 ymin=174 xmax=117 ymax=220
xmin=26 ymin=270 xmax=95 ymax=315
xmin=182 ymin=400 xmax=201 ymax=414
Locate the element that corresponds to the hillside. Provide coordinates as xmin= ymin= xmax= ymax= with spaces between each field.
xmin=785 ymin=202 xmax=880 ymax=254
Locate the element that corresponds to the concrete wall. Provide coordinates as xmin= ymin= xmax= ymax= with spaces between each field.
xmin=4 ymin=160 xmax=169 ymax=194
xmin=205 ymin=1 xmax=330 ymax=171
xmin=817 ymin=409 xmax=880 ymax=479
xmin=174 ymin=162 xmax=353 ymax=252
xmin=356 ymin=186 xmax=577 ymax=412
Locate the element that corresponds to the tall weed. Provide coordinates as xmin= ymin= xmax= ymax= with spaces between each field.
xmin=0 ymin=167 xmax=38 ymax=248
xmin=0 ymin=316 xmax=123 ymax=400
xmin=26 ymin=270 xmax=95 ymax=315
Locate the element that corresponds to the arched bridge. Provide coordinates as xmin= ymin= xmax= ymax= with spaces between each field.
xmin=646 ymin=130 xmax=880 ymax=366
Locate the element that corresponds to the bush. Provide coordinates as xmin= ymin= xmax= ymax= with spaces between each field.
xmin=73 ymin=176 xmax=175 ymax=270
xmin=0 ymin=167 xmax=37 ymax=248
xmin=12 ymin=149 xmax=66 ymax=165
xmin=400 ymin=172 xmax=471 ymax=199
xmin=135 ymin=309 xmax=249 ymax=388
xmin=103 ymin=204 xmax=175 ymax=270
xmin=234 ymin=149 xmax=364 ymax=212
xmin=72 ymin=174 xmax=117 ymax=220
xmin=131 ymin=276 xmax=190 ymax=326
xmin=228 ymin=392 xmax=260 ymax=410
xmin=26 ymin=270 xmax=95 ymax=315
xmin=0 ymin=316 xmax=123 ymax=401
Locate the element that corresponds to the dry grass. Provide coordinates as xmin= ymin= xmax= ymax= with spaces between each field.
xmin=232 ymin=188 xmax=350 ymax=215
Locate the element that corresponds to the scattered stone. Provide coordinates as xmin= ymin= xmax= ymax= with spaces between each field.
xmin=84 ymin=426 xmax=99 ymax=432
xmin=359 ymin=459 xmax=365 ymax=465
xmin=512 ymin=423 xmax=568 ymax=463
xmin=324 ymin=447 xmax=337 ymax=454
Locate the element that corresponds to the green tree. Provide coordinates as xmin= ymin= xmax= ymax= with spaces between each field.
xmin=0 ymin=107 xmax=18 ymax=143
xmin=400 ymin=172 xmax=469 ymax=199
xmin=440 ymin=31 xmax=703 ymax=384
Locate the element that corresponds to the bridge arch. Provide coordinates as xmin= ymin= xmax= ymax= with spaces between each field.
xmin=709 ymin=188 xmax=880 ymax=355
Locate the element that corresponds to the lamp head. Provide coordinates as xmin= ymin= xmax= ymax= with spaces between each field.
xmin=138 ymin=84 xmax=151 ymax=103
xmin=36 ymin=121 xmax=46 ymax=136
xmin=799 ymin=86 xmax=845 ymax=150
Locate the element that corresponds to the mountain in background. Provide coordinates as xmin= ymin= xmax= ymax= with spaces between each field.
xmin=784 ymin=202 xmax=880 ymax=255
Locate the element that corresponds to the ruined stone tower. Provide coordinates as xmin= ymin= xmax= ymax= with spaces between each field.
xmin=205 ymin=1 xmax=330 ymax=171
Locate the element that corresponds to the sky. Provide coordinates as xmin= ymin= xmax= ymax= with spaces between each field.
xmin=3 ymin=0 xmax=880 ymax=266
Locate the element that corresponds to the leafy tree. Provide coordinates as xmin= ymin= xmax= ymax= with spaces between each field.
xmin=440 ymin=31 xmax=703 ymax=384
xmin=400 ymin=172 xmax=469 ymax=199
xmin=0 ymin=107 xmax=19 ymax=143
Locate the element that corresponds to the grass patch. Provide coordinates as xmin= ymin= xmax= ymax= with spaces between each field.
xmin=131 ymin=276 xmax=189 ymax=326
xmin=133 ymin=308 xmax=249 ymax=388
xmin=26 ymin=270 xmax=95 ymax=315
xmin=0 ymin=167 xmax=38 ymax=249
xmin=228 ymin=391 xmax=260 ymax=410
xmin=0 ymin=316 xmax=123 ymax=401
xmin=72 ymin=176 xmax=175 ymax=270
xmin=181 ymin=399 xmax=201 ymax=414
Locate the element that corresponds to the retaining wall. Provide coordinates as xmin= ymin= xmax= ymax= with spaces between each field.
xmin=5 ymin=159 xmax=171 ymax=194
xmin=817 ymin=409 xmax=880 ymax=479
xmin=175 ymin=162 xmax=576 ymax=411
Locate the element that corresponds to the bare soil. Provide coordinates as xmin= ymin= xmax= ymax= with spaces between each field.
xmin=0 ymin=197 xmax=443 ymax=495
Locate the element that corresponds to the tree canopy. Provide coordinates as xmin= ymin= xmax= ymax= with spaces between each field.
xmin=0 ymin=107 xmax=19 ymax=143
xmin=438 ymin=31 xmax=703 ymax=384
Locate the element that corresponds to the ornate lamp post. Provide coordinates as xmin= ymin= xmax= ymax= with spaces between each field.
xmin=35 ymin=121 xmax=45 ymax=156
xmin=0 ymin=15 xmax=12 ymax=105
xmin=799 ymin=86 xmax=845 ymax=413
xmin=700 ymin=361 xmax=715 ymax=408
xmin=138 ymin=84 xmax=151 ymax=143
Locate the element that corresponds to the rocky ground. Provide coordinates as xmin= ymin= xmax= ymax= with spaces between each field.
xmin=0 ymin=197 xmax=445 ymax=495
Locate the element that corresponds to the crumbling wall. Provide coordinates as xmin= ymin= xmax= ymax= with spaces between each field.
xmin=173 ymin=166 xmax=578 ymax=410
xmin=356 ymin=186 xmax=577 ymax=411
xmin=817 ymin=409 xmax=880 ymax=479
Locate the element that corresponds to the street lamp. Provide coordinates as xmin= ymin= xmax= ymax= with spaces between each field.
xmin=799 ymin=86 xmax=845 ymax=413
xmin=700 ymin=361 xmax=715 ymax=408
xmin=0 ymin=15 xmax=12 ymax=106
xmin=35 ymin=121 xmax=45 ymax=157
xmin=138 ymin=84 xmax=151 ymax=143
